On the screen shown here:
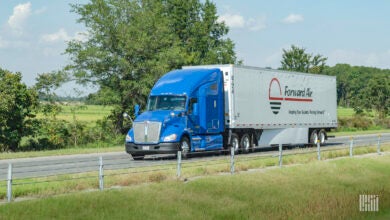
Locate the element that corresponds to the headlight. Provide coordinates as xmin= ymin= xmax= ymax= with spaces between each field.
xmin=163 ymin=134 xmax=177 ymax=142
xmin=125 ymin=134 xmax=132 ymax=142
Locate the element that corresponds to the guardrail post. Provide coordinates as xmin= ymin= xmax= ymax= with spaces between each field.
xmin=7 ymin=163 xmax=12 ymax=203
xmin=349 ymin=137 xmax=354 ymax=157
xmin=278 ymin=144 xmax=283 ymax=167
xmin=317 ymin=140 xmax=321 ymax=160
xmin=99 ymin=156 xmax=104 ymax=191
xmin=230 ymin=147 xmax=235 ymax=174
xmin=177 ymin=151 xmax=182 ymax=178
xmin=377 ymin=134 xmax=381 ymax=155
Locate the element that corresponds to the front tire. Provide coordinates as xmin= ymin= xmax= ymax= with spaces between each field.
xmin=180 ymin=137 xmax=190 ymax=159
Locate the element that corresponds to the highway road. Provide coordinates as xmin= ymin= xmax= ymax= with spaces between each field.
xmin=0 ymin=133 xmax=389 ymax=181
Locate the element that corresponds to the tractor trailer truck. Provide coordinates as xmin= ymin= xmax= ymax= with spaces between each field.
xmin=125 ymin=65 xmax=337 ymax=159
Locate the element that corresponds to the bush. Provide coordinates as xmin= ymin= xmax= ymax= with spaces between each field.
xmin=20 ymin=117 xmax=123 ymax=152
xmin=337 ymin=116 xmax=373 ymax=131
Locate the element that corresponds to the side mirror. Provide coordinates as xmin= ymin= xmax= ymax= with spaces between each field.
xmin=192 ymin=103 xmax=198 ymax=116
xmin=122 ymin=112 xmax=133 ymax=123
xmin=134 ymin=104 xmax=140 ymax=117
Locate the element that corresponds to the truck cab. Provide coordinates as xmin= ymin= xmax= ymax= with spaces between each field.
xmin=125 ymin=68 xmax=224 ymax=159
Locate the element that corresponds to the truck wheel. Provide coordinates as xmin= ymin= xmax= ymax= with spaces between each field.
xmin=240 ymin=133 xmax=251 ymax=154
xmin=131 ymin=154 xmax=145 ymax=160
xmin=309 ymin=130 xmax=318 ymax=146
xmin=180 ymin=137 xmax=190 ymax=159
xmin=231 ymin=133 xmax=240 ymax=154
xmin=318 ymin=129 xmax=326 ymax=145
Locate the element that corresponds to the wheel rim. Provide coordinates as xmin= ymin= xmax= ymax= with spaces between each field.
xmin=312 ymin=133 xmax=318 ymax=144
xmin=232 ymin=137 xmax=239 ymax=152
xmin=242 ymin=135 xmax=250 ymax=151
xmin=319 ymin=132 xmax=325 ymax=144
xmin=181 ymin=140 xmax=189 ymax=154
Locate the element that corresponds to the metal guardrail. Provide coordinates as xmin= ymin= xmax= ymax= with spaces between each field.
xmin=0 ymin=134 xmax=388 ymax=203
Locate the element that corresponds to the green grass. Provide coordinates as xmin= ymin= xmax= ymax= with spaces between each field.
xmin=1 ymin=143 xmax=389 ymax=201
xmin=0 ymin=153 xmax=389 ymax=219
xmin=37 ymin=104 xmax=114 ymax=122
xmin=329 ymin=129 xmax=390 ymax=137
xmin=0 ymin=146 xmax=123 ymax=160
xmin=338 ymin=106 xmax=357 ymax=117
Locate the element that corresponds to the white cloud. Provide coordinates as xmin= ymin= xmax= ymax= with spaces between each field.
xmin=8 ymin=2 xmax=32 ymax=34
xmin=41 ymin=28 xmax=89 ymax=43
xmin=282 ymin=14 xmax=304 ymax=24
xmin=329 ymin=49 xmax=390 ymax=69
xmin=41 ymin=28 xmax=70 ymax=42
xmin=265 ymin=50 xmax=282 ymax=67
xmin=218 ymin=13 xmax=266 ymax=31
xmin=34 ymin=6 xmax=47 ymax=15
xmin=247 ymin=16 xmax=267 ymax=31
xmin=0 ymin=36 xmax=9 ymax=48
xmin=218 ymin=13 xmax=245 ymax=28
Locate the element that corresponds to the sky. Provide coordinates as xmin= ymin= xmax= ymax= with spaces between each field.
xmin=1 ymin=0 xmax=390 ymax=96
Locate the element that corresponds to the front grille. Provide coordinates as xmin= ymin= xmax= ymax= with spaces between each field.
xmin=133 ymin=121 xmax=161 ymax=144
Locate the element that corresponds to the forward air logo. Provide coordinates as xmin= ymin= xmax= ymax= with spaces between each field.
xmin=268 ymin=78 xmax=313 ymax=115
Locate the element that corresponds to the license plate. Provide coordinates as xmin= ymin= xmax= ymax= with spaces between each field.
xmin=142 ymin=146 xmax=150 ymax=150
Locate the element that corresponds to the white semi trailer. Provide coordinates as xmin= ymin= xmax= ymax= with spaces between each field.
xmin=183 ymin=65 xmax=337 ymax=149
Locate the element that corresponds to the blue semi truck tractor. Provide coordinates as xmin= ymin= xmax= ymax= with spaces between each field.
xmin=125 ymin=65 xmax=337 ymax=160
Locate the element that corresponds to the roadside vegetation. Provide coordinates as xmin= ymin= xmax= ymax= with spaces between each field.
xmin=0 ymin=1 xmax=388 ymax=155
xmin=1 ymin=152 xmax=389 ymax=219
xmin=1 ymin=143 xmax=389 ymax=201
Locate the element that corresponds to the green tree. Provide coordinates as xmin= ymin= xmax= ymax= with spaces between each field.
xmin=323 ymin=64 xmax=390 ymax=117
xmin=360 ymin=74 xmax=389 ymax=118
xmin=65 ymin=0 xmax=238 ymax=133
xmin=165 ymin=0 xmax=237 ymax=64
xmin=0 ymin=68 xmax=38 ymax=151
xmin=281 ymin=45 xmax=327 ymax=74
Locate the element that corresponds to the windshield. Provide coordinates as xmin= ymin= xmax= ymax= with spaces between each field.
xmin=147 ymin=95 xmax=186 ymax=111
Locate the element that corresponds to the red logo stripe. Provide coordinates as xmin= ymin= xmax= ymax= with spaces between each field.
xmin=269 ymin=97 xmax=284 ymax=101
xmin=284 ymin=97 xmax=313 ymax=102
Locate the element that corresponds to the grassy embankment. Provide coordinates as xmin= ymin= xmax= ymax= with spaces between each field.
xmin=1 ymin=143 xmax=389 ymax=202
xmin=0 ymin=153 xmax=389 ymax=219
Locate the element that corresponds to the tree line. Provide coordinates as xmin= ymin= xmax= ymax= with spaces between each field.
xmin=1 ymin=0 xmax=389 ymax=152
xmin=281 ymin=45 xmax=389 ymax=118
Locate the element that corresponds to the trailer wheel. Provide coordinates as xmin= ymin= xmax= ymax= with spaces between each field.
xmin=180 ymin=137 xmax=190 ymax=159
xmin=318 ymin=129 xmax=326 ymax=145
xmin=309 ymin=130 xmax=318 ymax=146
xmin=231 ymin=133 xmax=240 ymax=154
xmin=240 ymin=133 xmax=251 ymax=154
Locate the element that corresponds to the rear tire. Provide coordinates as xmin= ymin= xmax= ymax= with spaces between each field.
xmin=309 ymin=130 xmax=318 ymax=146
xmin=231 ymin=133 xmax=240 ymax=154
xmin=318 ymin=129 xmax=326 ymax=145
xmin=240 ymin=133 xmax=251 ymax=154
